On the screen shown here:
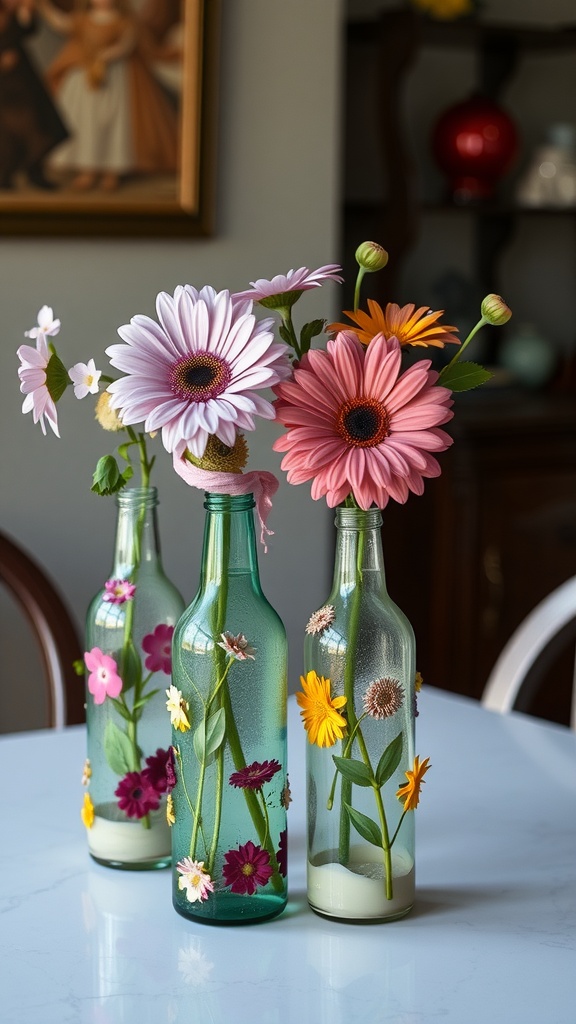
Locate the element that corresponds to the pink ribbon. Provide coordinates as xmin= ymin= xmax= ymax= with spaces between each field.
xmin=172 ymin=453 xmax=279 ymax=552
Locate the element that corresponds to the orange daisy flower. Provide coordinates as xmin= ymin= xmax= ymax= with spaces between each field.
xmin=396 ymin=755 xmax=431 ymax=811
xmin=328 ymin=299 xmax=460 ymax=349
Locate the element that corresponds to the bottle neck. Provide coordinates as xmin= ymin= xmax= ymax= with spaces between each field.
xmin=199 ymin=492 xmax=260 ymax=587
xmin=332 ymin=506 xmax=387 ymax=593
xmin=112 ymin=486 xmax=162 ymax=578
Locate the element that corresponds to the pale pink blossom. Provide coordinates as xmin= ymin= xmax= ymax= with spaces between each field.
xmin=217 ymin=631 xmax=256 ymax=661
xmin=103 ymin=578 xmax=136 ymax=604
xmin=68 ymin=359 xmax=102 ymax=399
xmin=273 ymin=332 xmax=454 ymax=510
xmin=176 ymin=858 xmax=214 ymax=903
xmin=106 ymin=285 xmax=291 ymax=459
xmin=17 ymin=334 xmax=59 ymax=437
xmin=234 ymin=265 xmax=343 ymax=303
xmin=24 ymin=305 xmax=61 ymax=341
xmin=84 ymin=647 xmax=123 ymax=704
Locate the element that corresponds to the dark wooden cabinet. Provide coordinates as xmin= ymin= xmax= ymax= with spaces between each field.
xmin=382 ymin=390 xmax=576 ymax=725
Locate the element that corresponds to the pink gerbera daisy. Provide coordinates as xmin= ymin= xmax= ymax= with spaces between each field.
xmin=103 ymin=578 xmax=136 ymax=604
xmin=229 ymin=759 xmax=282 ymax=790
xmin=222 ymin=840 xmax=273 ymax=895
xmin=84 ymin=647 xmax=123 ymax=704
xmin=115 ymin=771 xmax=161 ymax=818
xmin=273 ymin=332 xmax=454 ymax=510
xmin=142 ymin=623 xmax=174 ymax=674
xmin=235 ymin=264 xmax=343 ymax=306
xmin=106 ymin=285 xmax=291 ymax=459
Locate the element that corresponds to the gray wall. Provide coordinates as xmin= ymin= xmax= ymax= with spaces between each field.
xmin=0 ymin=0 xmax=344 ymax=730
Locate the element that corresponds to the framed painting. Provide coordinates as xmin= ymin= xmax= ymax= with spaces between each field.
xmin=0 ymin=0 xmax=219 ymax=236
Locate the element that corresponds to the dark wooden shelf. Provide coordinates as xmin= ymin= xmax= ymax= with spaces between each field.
xmin=347 ymin=16 xmax=576 ymax=52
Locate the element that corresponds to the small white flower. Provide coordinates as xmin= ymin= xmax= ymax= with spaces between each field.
xmin=69 ymin=359 xmax=102 ymax=399
xmin=166 ymin=684 xmax=190 ymax=732
xmin=24 ymin=305 xmax=61 ymax=341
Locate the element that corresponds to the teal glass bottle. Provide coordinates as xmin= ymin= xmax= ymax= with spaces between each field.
xmin=84 ymin=486 xmax=185 ymax=870
xmin=171 ymin=492 xmax=288 ymax=924
xmin=303 ymin=506 xmax=416 ymax=921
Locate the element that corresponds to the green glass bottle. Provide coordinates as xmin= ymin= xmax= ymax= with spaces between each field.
xmin=171 ymin=492 xmax=288 ymax=924
xmin=84 ymin=486 xmax=185 ymax=870
xmin=303 ymin=506 xmax=416 ymax=921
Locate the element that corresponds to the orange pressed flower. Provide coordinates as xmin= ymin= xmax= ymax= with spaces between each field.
xmin=328 ymin=299 xmax=460 ymax=349
xmin=297 ymin=670 xmax=347 ymax=748
xmin=396 ymin=755 xmax=431 ymax=811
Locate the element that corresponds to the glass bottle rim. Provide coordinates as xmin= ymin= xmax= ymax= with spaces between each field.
xmin=334 ymin=505 xmax=383 ymax=530
xmin=204 ymin=492 xmax=255 ymax=512
xmin=116 ymin=486 xmax=159 ymax=509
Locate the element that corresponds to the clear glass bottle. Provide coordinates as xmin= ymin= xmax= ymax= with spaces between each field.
xmin=84 ymin=486 xmax=185 ymax=870
xmin=304 ymin=506 xmax=416 ymax=921
xmin=171 ymin=492 xmax=288 ymax=924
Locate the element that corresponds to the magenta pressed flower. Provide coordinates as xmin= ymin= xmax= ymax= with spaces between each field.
xmin=142 ymin=746 xmax=176 ymax=794
xmin=229 ymin=759 xmax=282 ymax=790
xmin=17 ymin=334 xmax=60 ymax=437
xmin=277 ymin=829 xmax=288 ymax=877
xmin=84 ymin=647 xmax=123 ymax=704
xmin=234 ymin=265 xmax=344 ymax=304
xmin=106 ymin=285 xmax=291 ymax=460
xmin=217 ymin=631 xmax=256 ymax=661
xmin=103 ymin=578 xmax=136 ymax=604
xmin=115 ymin=771 xmax=161 ymax=818
xmin=142 ymin=623 xmax=174 ymax=674
xmin=273 ymin=332 xmax=454 ymax=510
xmin=222 ymin=841 xmax=273 ymax=895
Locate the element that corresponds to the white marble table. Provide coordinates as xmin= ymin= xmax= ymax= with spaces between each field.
xmin=1 ymin=689 xmax=575 ymax=1024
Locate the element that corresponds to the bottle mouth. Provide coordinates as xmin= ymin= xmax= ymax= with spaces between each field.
xmin=203 ymin=492 xmax=255 ymax=512
xmin=334 ymin=506 xmax=383 ymax=530
xmin=116 ymin=486 xmax=159 ymax=509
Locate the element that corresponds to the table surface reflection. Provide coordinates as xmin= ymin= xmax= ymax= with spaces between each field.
xmin=1 ymin=688 xmax=575 ymax=1024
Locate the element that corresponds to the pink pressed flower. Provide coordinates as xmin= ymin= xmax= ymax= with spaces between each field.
xmin=106 ymin=285 xmax=291 ymax=460
xmin=176 ymin=858 xmax=214 ymax=903
xmin=142 ymin=623 xmax=174 ymax=674
xmin=17 ymin=334 xmax=59 ymax=437
xmin=115 ymin=771 xmax=161 ymax=818
xmin=24 ymin=305 xmax=61 ymax=341
xmin=68 ymin=359 xmax=101 ymax=399
xmin=217 ymin=631 xmax=256 ymax=661
xmin=142 ymin=746 xmax=176 ymax=793
xmin=84 ymin=647 xmax=123 ymax=704
xmin=103 ymin=578 xmax=136 ymax=604
xmin=277 ymin=829 xmax=288 ymax=877
xmin=229 ymin=759 xmax=282 ymax=790
xmin=222 ymin=841 xmax=273 ymax=895
xmin=273 ymin=332 xmax=454 ymax=510
xmin=234 ymin=265 xmax=344 ymax=302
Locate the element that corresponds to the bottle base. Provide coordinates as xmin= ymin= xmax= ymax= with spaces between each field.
xmin=308 ymin=900 xmax=413 ymax=924
xmin=173 ymin=891 xmax=287 ymax=925
xmin=90 ymin=852 xmax=171 ymax=871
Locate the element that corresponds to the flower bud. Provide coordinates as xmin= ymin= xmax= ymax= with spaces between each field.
xmin=355 ymin=241 xmax=389 ymax=273
xmin=185 ymin=432 xmax=249 ymax=474
xmin=481 ymin=294 xmax=512 ymax=326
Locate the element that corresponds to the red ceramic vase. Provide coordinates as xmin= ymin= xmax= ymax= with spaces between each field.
xmin=431 ymin=94 xmax=519 ymax=203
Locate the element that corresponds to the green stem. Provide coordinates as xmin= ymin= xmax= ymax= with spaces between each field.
xmin=353 ymin=267 xmax=366 ymax=312
xmin=372 ymin=783 xmax=393 ymax=900
xmin=327 ymin=713 xmax=367 ymax=810
xmin=440 ymin=315 xmax=487 ymax=378
xmin=339 ymin=528 xmax=365 ymax=863
xmin=280 ymin=309 xmax=302 ymax=359
xmin=389 ymin=809 xmax=408 ymax=850
xmin=207 ymin=748 xmax=224 ymax=875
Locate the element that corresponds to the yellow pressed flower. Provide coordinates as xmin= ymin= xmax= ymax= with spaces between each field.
xmin=166 ymin=794 xmax=175 ymax=826
xmin=81 ymin=792 xmax=95 ymax=829
xmin=415 ymin=672 xmax=423 ymax=693
xmin=328 ymin=300 xmax=459 ymax=349
xmin=81 ymin=758 xmax=92 ymax=786
xmin=95 ymin=391 xmax=124 ymax=431
xmin=166 ymin=684 xmax=191 ymax=732
xmin=296 ymin=670 xmax=347 ymax=748
xmin=396 ymin=755 xmax=431 ymax=811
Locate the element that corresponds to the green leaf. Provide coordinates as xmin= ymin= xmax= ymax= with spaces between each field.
xmin=118 ymin=640 xmax=141 ymax=693
xmin=375 ymin=732 xmax=403 ymax=788
xmin=133 ymin=689 xmax=160 ymax=710
xmin=278 ymin=323 xmax=292 ymax=348
xmin=438 ymin=361 xmax=494 ymax=393
xmin=300 ymin=318 xmax=326 ymax=354
xmin=45 ymin=351 xmax=69 ymax=402
xmin=91 ymin=455 xmax=133 ymax=496
xmin=117 ymin=442 xmax=134 ymax=463
xmin=109 ymin=697 xmax=132 ymax=722
xmin=103 ymin=720 xmax=135 ymax=775
xmin=193 ymin=707 xmax=226 ymax=763
xmin=332 ymin=755 xmax=374 ymax=787
xmin=344 ymin=803 xmax=383 ymax=848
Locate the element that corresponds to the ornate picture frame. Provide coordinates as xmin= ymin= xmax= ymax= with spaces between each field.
xmin=0 ymin=0 xmax=219 ymax=236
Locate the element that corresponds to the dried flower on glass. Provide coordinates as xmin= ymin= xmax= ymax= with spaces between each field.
xmin=84 ymin=648 xmax=123 ymax=705
xmin=217 ymin=631 xmax=256 ymax=661
xmin=142 ymin=624 xmax=174 ymax=674
xmin=363 ymin=677 xmax=404 ymax=720
xmin=166 ymin=685 xmax=191 ymax=732
xmin=142 ymin=747 xmax=176 ymax=794
xmin=305 ymin=605 xmax=335 ymax=636
xmin=277 ymin=830 xmax=288 ymax=877
xmin=102 ymin=578 xmax=136 ymax=605
xmin=81 ymin=759 xmax=92 ymax=786
xmin=166 ymin=794 xmax=176 ymax=826
xmin=115 ymin=771 xmax=161 ymax=819
xmin=81 ymin=792 xmax=95 ymax=829
xmin=229 ymin=759 xmax=282 ymax=790
xmin=397 ymin=756 xmax=431 ymax=811
xmin=280 ymin=778 xmax=292 ymax=810
xmin=222 ymin=841 xmax=273 ymax=895
xmin=176 ymin=858 xmax=215 ymax=903
xmin=297 ymin=670 xmax=347 ymax=748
